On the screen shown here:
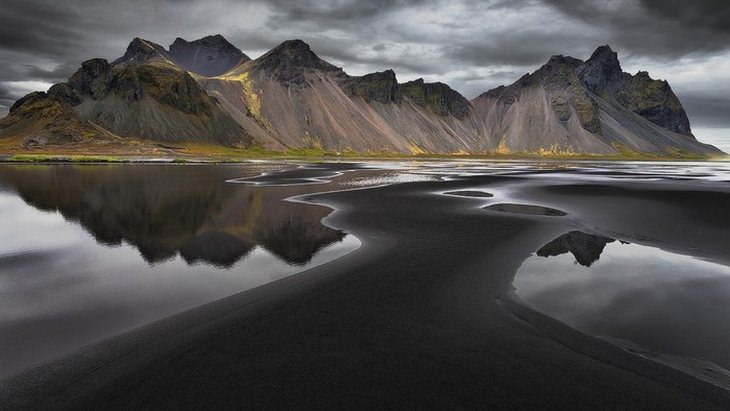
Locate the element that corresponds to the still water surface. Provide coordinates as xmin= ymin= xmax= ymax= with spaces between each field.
xmin=515 ymin=231 xmax=730 ymax=383
xmin=0 ymin=164 xmax=360 ymax=377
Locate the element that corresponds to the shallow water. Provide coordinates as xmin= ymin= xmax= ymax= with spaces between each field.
xmin=0 ymin=164 xmax=361 ymax=377
xmin=514 ymin=231 xmax=730 ymax=379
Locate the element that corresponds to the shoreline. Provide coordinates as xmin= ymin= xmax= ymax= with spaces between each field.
xmin=0 ymin=150 xmax=728 ymax=164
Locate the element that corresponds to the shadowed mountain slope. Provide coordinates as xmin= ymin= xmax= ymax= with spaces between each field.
xmin=0 ymin=38 xmax=252 ymax=149
xmin=471 ymin=48 xmax=719 ymax=156
xmin=169 ymin=34 xmax=250 ymax=77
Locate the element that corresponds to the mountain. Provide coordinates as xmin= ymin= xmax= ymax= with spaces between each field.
xmin=577 ymin=45 xmax=692 ymax=135
xmin=168 ymin=34 xmax=250 ymax=77
xmin=0 ymin=38 xmax=252 ymax=150
xmin=0 ymin=35 xmax=722 ymax=157
xmin=471 ymin=47 xmax=718 ymax=155
xmin=200 ymin=41 xmax=480 ymax=152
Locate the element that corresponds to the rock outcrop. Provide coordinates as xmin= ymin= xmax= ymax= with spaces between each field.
xmin=401 ymin=79 xmax=472 ymax=119
xmin=169 ymin=34 xmax=250 ymax=77
xmin=577 ymin=45 xmax=692 ymax=136
xmin=249 ymin=39 xmax=342 ymax=85
xmin=471 ymin=46 xmax=718 ymax=155
xmin=1 ymin=38 xmax=252 ymax=148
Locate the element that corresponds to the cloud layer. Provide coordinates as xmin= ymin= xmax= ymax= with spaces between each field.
xmin=1 ymin=0 xmax=728 ymax=146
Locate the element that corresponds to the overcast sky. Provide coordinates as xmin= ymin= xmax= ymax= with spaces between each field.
xmin=1 ymin=0 xmax=728 ymax=150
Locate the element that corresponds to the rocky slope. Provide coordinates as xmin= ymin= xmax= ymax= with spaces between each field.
xmin=200 ymin=41 xmax=480 ymax=153
xmin=0 ymin=35 xmax=721 ymax=157
xmin=0 ymin=38 xmax=251 ymax=149
xmin=168 ymin=34 xmax=250 ymax=77
xmin=471 ymin=47 xmax=718 ymax=155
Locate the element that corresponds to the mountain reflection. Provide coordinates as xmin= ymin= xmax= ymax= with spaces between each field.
xmin=0 ymin=165 xmax=345 ymax=267
xmin=537 ymin=231 xmax=618 ymax=267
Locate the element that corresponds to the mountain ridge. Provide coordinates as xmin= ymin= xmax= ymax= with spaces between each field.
xmin=0 ymin=35 xmax=722 ymax=157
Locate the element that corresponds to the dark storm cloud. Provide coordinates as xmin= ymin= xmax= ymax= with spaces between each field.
xmin=265 ymin=0 xmax=427 ymax=24
xmin=544 ymin=0 xmax=730 ymax=57
xmin=681 ymin=93 xmax=730 ymax=129
xmin=443 ymin=30 xmax=599 ymax=67
xmin=0 ymin=0 xmax=729 ymax=137
xmin=0 ymin=85 xmax=14 ymax=104
xmin=0 ymin=1 xmax=84 ymax=57
xmin=641 ymin=0 xmax=730 ymax=34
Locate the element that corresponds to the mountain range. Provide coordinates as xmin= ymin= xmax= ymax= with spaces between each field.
xmin=0 ymin=34 xmax=722 ymax=157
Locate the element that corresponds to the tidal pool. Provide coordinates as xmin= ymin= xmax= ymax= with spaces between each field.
xmin=514 ymin=231 xmax=730 ymax=385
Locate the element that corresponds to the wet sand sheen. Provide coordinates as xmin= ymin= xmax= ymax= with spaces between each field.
xmin=1 ymin=162 xmax=730 ymax=409
xmin=444 ymin=190 xmax=493 ymax=197
xmin=485 ymin=203 xmax=567 ymax=216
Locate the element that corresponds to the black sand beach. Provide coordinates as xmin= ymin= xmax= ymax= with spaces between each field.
xmin=1 ymin=162 xmax=730 ymax=409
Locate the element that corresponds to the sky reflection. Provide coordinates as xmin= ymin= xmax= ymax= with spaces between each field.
xmin=515 ymin=232 xmax=730 ymax=378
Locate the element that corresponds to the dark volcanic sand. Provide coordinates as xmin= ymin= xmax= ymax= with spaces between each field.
xmin=444 ymin=190 xmax=493 ymax=198
xmin=484 ymin=203 xmax=567 ymax=216
xmin=2 ymin=162 xmax=730 ymax=409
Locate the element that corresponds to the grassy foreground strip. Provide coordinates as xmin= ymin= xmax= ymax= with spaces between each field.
xmin=0 ymin=143 xmax=726 ymax=163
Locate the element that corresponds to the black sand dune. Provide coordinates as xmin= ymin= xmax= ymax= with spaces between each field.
xmin=2 ymin=163 xmax=730 ymax=409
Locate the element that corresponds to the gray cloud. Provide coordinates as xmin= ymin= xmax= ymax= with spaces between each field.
xmin=0 ymin=85 xmax=14 ymax=115
xmin=682 ymin=93 xmax=730 ymax=129
xmin=544 ymin=0 xmax=730 ymax=57
xmin=0 ymin=0 xmax=729 ymax=143
xmin=642 ymin=0 xmax=730 ymax=34
xmin=0 ymin=1 xmax=84 ymax=57
xmin=265 ymin=0 xmax=428 ymax=25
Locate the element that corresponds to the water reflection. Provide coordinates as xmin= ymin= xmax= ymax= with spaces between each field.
xmin=536 ymin=231 xmax=616 ymax=267
xmin=0 ymin=165 xmax=345 ymax=266
xmin=515 ymin=231 xmax=730 ymax=386
xmin=0 ymin=164 xmax=359 ymax=377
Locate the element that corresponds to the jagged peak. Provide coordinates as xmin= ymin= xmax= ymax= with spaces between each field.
xmin=68 ymin=58 xmax=113 ymax=99
xmin=168 ymin=34 xmax=249 ymax=76
xmin=173 ymin=34 xmax=227 ymax=44
xmin=588 ymin=45 xmax=619 ymax=65
xmin=543 ymin=55 xmax=584 ymax=69
xmin=253 ymin=39 xmax=341 ymax=85
xmin=400 ymin=77 xmax=472 ymax=119
xmin=586 ymin=45 xmax=622 ymax=74
xmin=113 ymin=37 xmax=169 ymax=65
xmin=129 ymin=37 xmax=166 ymax=54
xmin=170 ymin=34 xmax=244 ymax=54
xmin=515 ymin=54 xmax=585 ymax=88
xmin=257 ymin=39 xmax=338 ymax=70
xmin=380 ymin=69 xmax=397 ymax=77
xmin=341 ymin=69 xmax=401 ymax=104
xmin=577 ymin=45 xmax=623 ymax=91
xmin=634 ymin=70 xmax=666 ymax=84
xmin=270 ymin=39 xmax=312 ymax=54
xmin=403 ymin=78 xmax=459 ymax=90
xmin=359 ymin=69 xmax=397 ymax=80
xmin=78 ymin=58 xmax=111 ymax=71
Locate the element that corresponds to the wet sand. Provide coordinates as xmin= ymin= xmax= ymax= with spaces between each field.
xmin=2 ymin=163 xmax=730 ymax=408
